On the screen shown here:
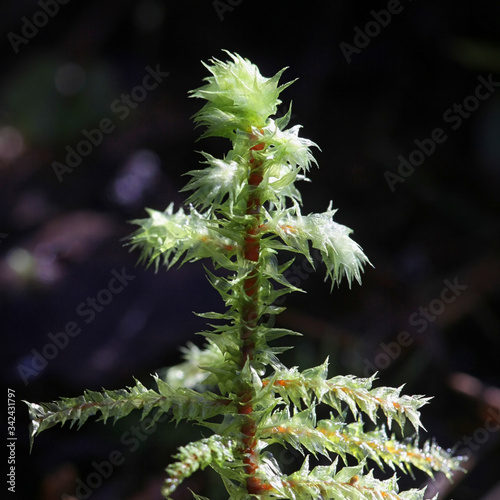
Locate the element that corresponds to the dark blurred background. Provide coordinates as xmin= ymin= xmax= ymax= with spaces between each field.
xmin=1 ymin=1 xmax=499 ymax=499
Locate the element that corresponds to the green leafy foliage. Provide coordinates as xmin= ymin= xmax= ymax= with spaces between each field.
xmin=24 ymin=376 xmax=234 ymax=450
xmin=26 ymin=51 xmax=464 ymax=499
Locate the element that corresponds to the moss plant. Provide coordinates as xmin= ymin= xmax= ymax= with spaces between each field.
xmin=26 ymin=51 xmax=464 ymax=499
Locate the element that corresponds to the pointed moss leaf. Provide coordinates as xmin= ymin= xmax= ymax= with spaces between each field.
xmin=333 ymin=463 xmax=364 ymax=483
xmin=154 ymin=375 xmax=233 ymax=423
xmin=269 ymin=202 xmax=372 ymax=288
xmin=265 ymin=327 xmax=303 ymax=341
xmin=161 ymin=435 xmax=236 ymax=498
xmin=188 ymin=492 xmax=210 ymax=500
xmin=162 ymin=342 xmax=221 ymax=390
xmin=128 ymin=204 xmax=237 ymax=271
xmin=314 ymin=417 xmax=465 ymax=478
xmin=280 ymin=464 xmax=431 ymax=500
xmin=190 ymin=51 xmax=293 ymax=138
xmin=182 ymin=152 xmax=246 ymax=212
xmin=275 ymin=102 xmax=293 ymax=130
xmin=263 ymin=367 xmax=431 ymax=435
xmin=252 ymin=119 xmax=318 ymax=174
xmin=25 ymin=375 xmax=235 ymax=450
xmin=24 ymin=380 xmax=164 ymax=449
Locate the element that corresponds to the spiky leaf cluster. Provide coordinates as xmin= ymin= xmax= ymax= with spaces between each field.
xmin=24 ymin=376 xmax=234 ymax=450
xmin=26 ymin=52 xmax=464 ymax=500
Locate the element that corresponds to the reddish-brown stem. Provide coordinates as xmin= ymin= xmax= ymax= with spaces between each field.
xmin=240 ymin=138 xmax=264 ymax=365
xmin=238 ymin=135 xmax=270 ymax=495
